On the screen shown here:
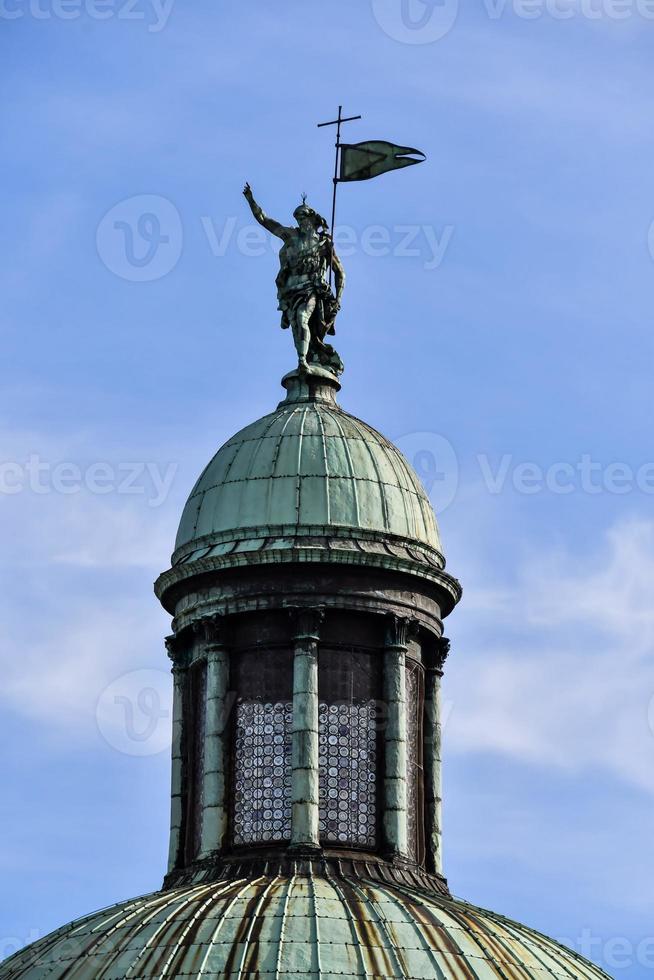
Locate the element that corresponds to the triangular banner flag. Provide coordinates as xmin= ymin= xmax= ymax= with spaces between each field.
xmin=339 ymin=141 xmax=426 ymax=182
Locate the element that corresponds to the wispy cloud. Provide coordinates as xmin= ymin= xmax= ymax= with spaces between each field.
xmin=447 ymin=517 xmax=654 ymax=793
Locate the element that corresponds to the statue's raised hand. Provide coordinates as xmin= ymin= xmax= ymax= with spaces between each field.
xmin=243 ymin=182 xmax=254 ymax=200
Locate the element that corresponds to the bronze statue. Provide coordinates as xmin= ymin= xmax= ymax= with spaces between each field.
xmin=243 ymin=183 xmax=345 ymax=376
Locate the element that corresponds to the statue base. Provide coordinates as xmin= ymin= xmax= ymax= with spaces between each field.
xmin=280 ymin=364 xmax=341 ymax=407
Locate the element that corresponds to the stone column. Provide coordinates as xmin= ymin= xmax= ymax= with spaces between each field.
xmin=290 ymin=607 xmax=323 ymax=852
xmin=383 ymin=615 xmax=410 ymax=859
xmin=198 ymin=618 xmax=230 ymax=859
xmin=165 ymin=636 xmax=186 ymax=873
xmin=424 ymin=636 xmax=450 ymax=876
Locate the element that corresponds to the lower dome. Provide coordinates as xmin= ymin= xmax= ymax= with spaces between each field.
xmin=0 ymin=873 xmax=608 ymax=980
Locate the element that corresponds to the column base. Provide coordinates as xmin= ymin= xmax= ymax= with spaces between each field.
xmin=287 ymin=842 xmax=323 ymax=857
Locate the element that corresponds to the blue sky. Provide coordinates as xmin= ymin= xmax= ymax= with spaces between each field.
xmin=1 ymin=1 xmax=653 ymax=976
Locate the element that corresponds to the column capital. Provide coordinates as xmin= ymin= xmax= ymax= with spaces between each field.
xmin=165 ymin=634 xmax=189 ymax=669
xmin=191 ymin=615 xmax=225 ymax=651
xmin=424 ymin=635 xmax=450 ymax=675
xmin=434 ymin=636 xmax=450 ymax=675
xmin=289 ymin=606 xmax=324 ymax=643
xmin=384 ymin=614 xmax=418 ymax=652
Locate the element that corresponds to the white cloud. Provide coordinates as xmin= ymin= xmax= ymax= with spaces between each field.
xmin=446 ymin=517 xmax=654 ymax=794
xmin=0 ymin=426 xmax=188 ymax=732
xmin=0 ymin=600 xmax=166 ymax=730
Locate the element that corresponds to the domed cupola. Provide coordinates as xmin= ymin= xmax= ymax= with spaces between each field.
xmin=154 ymin=365 xmax=461 ymax=889
xmin=161 ymin=368 xmax=458 ymax=617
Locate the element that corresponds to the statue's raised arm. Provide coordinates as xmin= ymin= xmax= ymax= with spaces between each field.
xmin=243 ymin=183 xmax=294 ymax=240
xmin=242 ymin=183 xmax=346 ymax=379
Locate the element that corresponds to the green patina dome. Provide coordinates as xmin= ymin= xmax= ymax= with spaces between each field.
xmin=171 ymin=388 xmax=446 ymax=576
xmin=0 ymin=874 xmax=609 ymax=980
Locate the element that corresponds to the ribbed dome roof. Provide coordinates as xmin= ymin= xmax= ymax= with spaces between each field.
xmin=173 ymin=396 xmax=443 ymax=566
xmin=0 ymin=875 xmax=609 ymax=980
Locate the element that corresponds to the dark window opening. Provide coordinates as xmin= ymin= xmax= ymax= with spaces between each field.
xmin=405 ymin=659 xmax=425 ymax=864
xmin=230 ymin=648 xmax=293 ymax=845
xmin=182 ymin=659 xmax=207 ymax=865
xmin=318 ymin=648 xmax=382 ymax=849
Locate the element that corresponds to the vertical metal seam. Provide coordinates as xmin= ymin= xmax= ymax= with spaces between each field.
xmin=191 ymin=427 xmax=246 ymax=540
xmin=295 ymin=406 xmax=309 ymax=523
xmin=323 ymin=873 xmax=371 ymax=978
xmin=120 ymin=882 xmax=226 ymax=979
xmin=328 ymin=411 xmax=361 ymax=526
xmin=273 ymin=874 xmax=296 ymax=980
xmin=438 ymin=903 xmax=543 ymax=980
xmin=197 ymin=877 xmax=264 ymax=977
xmin=345 ymin=414 xmax=391 ymax=533
xmin=378 ymin=429 xmax=422 ymax=541
xmin=389 ymin=439 xmax=432 ymax=535
xmin=142 ymin=881 xmax=241 ymax=980
xmin=380 ymin=883 xmax=515 ymax=980
xmin=234 ymin=876 xmax=280 ymax=980
xmin=363 ymin=881 xmax=448 ymax=980
xmin=344 ymin=877 xmax=408 ymax=978
xmin=308 ymin=870 xmax=323 ymax=976
xmin=234 ymin=411 xmax=286 ymax=530
xmin=266 ymin=405 xmax=301 ymax=523
xmin=315 ymin=405 xmax=331 ymax=525
xmin=352 ymin=416 xmax=422 ymax=537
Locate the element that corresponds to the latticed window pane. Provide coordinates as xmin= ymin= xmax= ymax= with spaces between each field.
xmin=231 ymin=649 xmax=293 ymax=846
xmin=318 ymin=701 xmax=378 ymax=846
xmin=318 ymin=649 xmax=381 ymax=849
xmin=405 ymin=659 xmax=425 ymax=863
xmin=232 ymin=700 xmax=293 ymax=844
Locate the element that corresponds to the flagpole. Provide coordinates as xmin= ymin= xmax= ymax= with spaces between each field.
xmin=318 ymin=106 xmax=361 ymax=287
xmin=330 ymin=106 xmax=343 ymax=261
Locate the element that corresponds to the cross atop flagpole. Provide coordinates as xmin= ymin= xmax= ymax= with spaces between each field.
xmin=318 ymin=106 xmax=362 ymax=284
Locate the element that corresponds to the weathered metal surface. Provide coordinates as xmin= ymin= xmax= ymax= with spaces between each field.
xmin=199 ymin=638 xmax=230 ymax=859
xmin=163 ymin=853 xmax=451 ymax=895
xmin=383 ymin=616 xmax=410 ymax=859
xmin=243 ymin=185 xmax=345 ymax=377
xmin=0 ymin=873 xmax=611 ymax=980
xmin=164 ymin=562 xmax=453 ymax=637
xmin=172 ymin=393 xmax=443 ymax=567
xmin=290 ymin=609 xmax=323 ymax=850
xmin=424 ymin=649 xmax=444 ymax=877
xmin=156 ymin=528 xmax=460 ymax=617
